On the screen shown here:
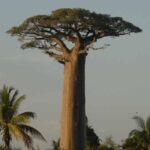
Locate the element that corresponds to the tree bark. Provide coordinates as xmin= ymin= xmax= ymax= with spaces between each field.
xmin=60 ymin=51 xmax=86 ymax=150
xmin=3 ymin=127 xmax=11 ymax=150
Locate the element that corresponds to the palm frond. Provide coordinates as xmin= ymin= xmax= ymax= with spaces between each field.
xmin=133 ymin=115 xmax=145 ymax=131
xmin=10 ymin=90 xmax=19 ymax=106
xmin=11 ymin=115 xmax=29 ymax=124
xmin=22 ymin=131 xmax=33 ymax=149
xmin=12 ymin=112 xmax=36 ymax=124
xmin=0 ymin=85 xmax=9 ymax=104
xmin=11 ymin=95 xmax=26 ymax=115
xmin=18 ymin=112 xmax=36 ymax=119
xmin=146 ymin=116 xmax=150 ymax=135
xmin=0 ymin=104 xmax=14 ymax=123
xmin=8 ymin=123 xmax=23 ymax=139
xmin=19 ymin=124 xmax=46 ymax=142
xmin=0 ymin=105 xmax=3 ymax=121
xmin=129 ymin=129 xmax=141 ymax=137
xmin=8 ymin=86 xmax=14 ymax=95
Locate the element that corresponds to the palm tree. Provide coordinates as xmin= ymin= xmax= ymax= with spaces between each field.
xmin=0 ymin=85 xmax=46 ymax=150
xmin=128 ymin=115 xmax=150 ymax=150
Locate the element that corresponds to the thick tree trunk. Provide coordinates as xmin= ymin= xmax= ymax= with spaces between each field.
xmin=60 ymin=51 xmax=86 ymax=150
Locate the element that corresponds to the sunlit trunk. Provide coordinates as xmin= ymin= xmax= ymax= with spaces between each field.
xmin=60 ymin=51 xmax=86 ymax=150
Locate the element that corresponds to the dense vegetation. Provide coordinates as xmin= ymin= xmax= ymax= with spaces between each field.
xmin=0 ymin=85 xmax=149 ymax=150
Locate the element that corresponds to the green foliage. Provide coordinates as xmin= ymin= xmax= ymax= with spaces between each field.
xmin=8 ymin=8 xmax=142 ymax=35
xmin=98 ymin=136 xmax=120 ymax=150
xmin=7 ymin=8 xmax=142 ymax=52
xmin=86 ymin=125 xmax=100 ymax=149
xmin=0 ymin=85 xmax=46 ymax=149
xmin=123 ymin=115 xmax=150 ymax=150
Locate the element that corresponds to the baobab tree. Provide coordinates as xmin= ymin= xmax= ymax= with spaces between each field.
xmin=7 ymin=8 xmax=142 ymax=150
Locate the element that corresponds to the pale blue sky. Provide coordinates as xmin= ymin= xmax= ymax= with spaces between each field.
xmin=0 ymin=0 xmax=150 ymax=149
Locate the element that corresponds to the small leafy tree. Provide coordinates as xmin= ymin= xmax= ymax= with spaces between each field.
xmin=0 ymin=85 xmax=46 ymax=149
xmin=86 ymin=125 xmax=100 ymax=150
xmin=98 ymin=136 xmax=120 ymax=150
xmin=7 ymin=8 xmax=142 ymax=150
xmin=123 ymin=115 xmax=150 ymax=150
xmin=122 ymin=137 xmax=138 ymax=150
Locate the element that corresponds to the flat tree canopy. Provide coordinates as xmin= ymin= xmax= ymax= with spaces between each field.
xmin=8 ymin=8 xmax=142 ymax=63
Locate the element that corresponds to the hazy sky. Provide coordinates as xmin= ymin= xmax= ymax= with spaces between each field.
xmin=0 ymin=0 xmax=150 ymax=149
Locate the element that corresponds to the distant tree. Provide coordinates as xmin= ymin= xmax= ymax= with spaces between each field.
xmin=0 ymin=85 xmax=46 ymax=150
xmin=123 ymin=115 xmax=150 ymax=150
xmin=7 ymin=8 xmax=142 ymax=150
xmin=122 ymin=137 xmax=138 ymax=150
xmin=98 ymin=136 xmax=120 ymax=150
xmin=86 ymin=124 xmax=100 ymax=150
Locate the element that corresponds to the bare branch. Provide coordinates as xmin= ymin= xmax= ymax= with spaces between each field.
xmin=63 ymin=26 xmax=82 ymax=46
xmin=32 ymin=23 xmax=70 ymax=53
xmin=44 ymin=51 xmax=65 ymax=61
xmin=21 ymin=32 xmax=69 ymax=53
xmin=90 ymin=44 xmax=110 ymax=50
xmin=48 ymin=43 xmax=63 ymax=52
xmin=78 ymin=43 xmax=110 ymax=55
xmin=83 ymin=35 xmax=96 ymax=46
xmin=50 ymin=36 xmax=70 ymax=53
xmin=78 ymin=45 xmax=91 ymax=55
xmin=38 ymin=26 xmax=77 ymax=43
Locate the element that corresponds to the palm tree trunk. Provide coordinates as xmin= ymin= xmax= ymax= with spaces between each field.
xmin=60 ymin=52 xmax=86 ymax=150
xmin=3 ymin=127 xmax=11 ymax=150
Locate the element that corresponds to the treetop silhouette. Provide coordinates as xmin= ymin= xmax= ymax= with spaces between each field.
xmin=7 ymin=8 xmax=141 ymax=63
